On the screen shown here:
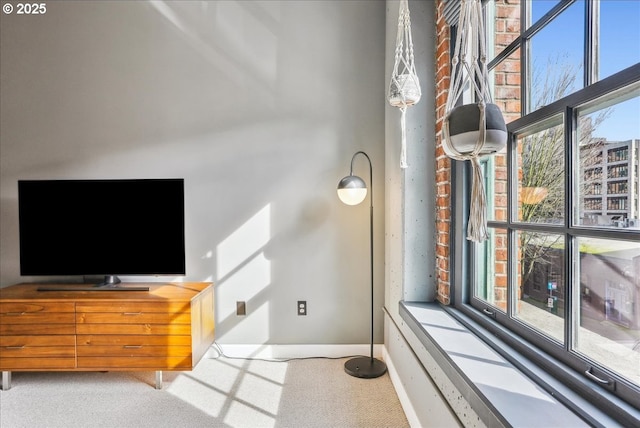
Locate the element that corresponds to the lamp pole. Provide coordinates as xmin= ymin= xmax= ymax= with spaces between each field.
xmin=337 ymin=151 xmax=387 ymax=379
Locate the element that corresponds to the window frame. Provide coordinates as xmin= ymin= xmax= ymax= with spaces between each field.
xmin=450 ymin=0 xmax=640 ymax=417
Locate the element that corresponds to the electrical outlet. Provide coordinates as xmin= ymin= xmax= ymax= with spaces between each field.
xmin=297 ymin=300 xmax=307 ymax=316
xmin=236 ymin=301 xmax=246 ymax=316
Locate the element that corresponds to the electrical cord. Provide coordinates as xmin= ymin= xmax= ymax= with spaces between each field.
xmin=208 ymin=341 xmax=366 ymax=363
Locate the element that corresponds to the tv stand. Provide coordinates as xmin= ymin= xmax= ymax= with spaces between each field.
xmin=97 ymin=275 xmax=122 ymax=286
xmin=0 ymin=282 xmax=215 ymax=390
xmin=36 ymin=284 xmax=150 ymax=292
xmin=37 ymin=285 xmax=151 ymax=292
xmin=36 ymin=276 xmax=150 ymax=292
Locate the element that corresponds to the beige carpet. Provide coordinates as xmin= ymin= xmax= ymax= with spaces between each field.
xmin=0 ymin=355 xmax=409 ymax=428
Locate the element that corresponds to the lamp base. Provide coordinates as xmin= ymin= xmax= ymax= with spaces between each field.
xmin=344 ymin=356 xmax=387 ymax=379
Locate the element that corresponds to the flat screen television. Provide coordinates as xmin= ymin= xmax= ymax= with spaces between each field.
xmin=18 ymin=178 xmax=185 ymax=289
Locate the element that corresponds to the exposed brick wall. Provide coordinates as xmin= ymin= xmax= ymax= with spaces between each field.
xmin=490 ymin=0 xmax=521 ymax=310
xmin=493 ymin=0 xmax=521 ymax=123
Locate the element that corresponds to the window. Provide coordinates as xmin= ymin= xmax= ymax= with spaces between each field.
xmin=455 ymin=0 xmax=640 ymax=413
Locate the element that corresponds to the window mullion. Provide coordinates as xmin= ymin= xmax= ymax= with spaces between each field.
xmin=564 ymin=107 xmax=575 ymax=246
xmin=565 ymin=106 xmax=576 ymax=352
xmin=506 ymin=129 xmax=516 ymax=319
xmin=566 ymin=235 xmax=579 ymax=353
xmin=584 ymin=0 xmax=598 ymax=85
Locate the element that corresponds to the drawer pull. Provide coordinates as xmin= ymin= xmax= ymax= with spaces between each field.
xmin=4 ymin=312 xmax=26 ymax=316
xmin=123 ymin=345 xmax=143 ymax=349
xmin=122 ymin=312 xmax=142 ymax=316
xmin=5 ymin=346 xmax=25 ymax=350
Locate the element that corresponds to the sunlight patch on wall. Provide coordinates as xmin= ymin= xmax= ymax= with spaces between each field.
xmin=230 ymin=300 xmax=271 ymax=343
xmin=148 ymin=0 xmax=278 ymax=93
xmin=219 ymin=253 xmax=270 ymax=292
xmin=217 ymin=204 xmax=270 ymax=280
xmin=148 ymin=1 xmax=188 ymax=34
xmin=215 ymin=204 xmax=272 ymax=342
xmin=215 ymin=0 xmax=278 ymax=86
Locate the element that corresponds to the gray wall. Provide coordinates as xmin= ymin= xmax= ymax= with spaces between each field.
xmin=0 ymin=0 xmax=386 ymax=345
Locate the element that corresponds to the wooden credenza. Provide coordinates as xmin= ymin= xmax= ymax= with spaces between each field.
xmin=0 ymin=282 xmax=214 ymax=389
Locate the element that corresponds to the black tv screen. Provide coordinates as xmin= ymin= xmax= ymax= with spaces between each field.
xmin=18 ymin=179 xmax=186 ymax=281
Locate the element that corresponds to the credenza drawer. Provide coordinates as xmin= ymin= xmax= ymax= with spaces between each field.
xmin=75 ymin=323 xmax=191 ymax=335
xmin=77 ymin=345 xmax=192 ymax=358
xmin=76 ymin=312 xmax=191 ymax=324
xmin=0 ymin=335 xmax=75 ymax=347
xmin=0 ymin=323 xmax=76 ymax=335
xmin=0 ymin=302 xmax=76 ymax=335
xmin=0 ymin=335 xmax=76 ymax=360
xmin=0 ymin=312 xmax=75 ymax=324
xmin=77 ymin=335 xmax=191 ymax=347
xmin=0 ymin=347 xmax=75 ymax=358
xmin=76 ymin=302 xmax=190 ymax=313
xmin=0 ymin=357 xmax=76 ymax=370
xmin=77 ymin=356 xmax=192 ymax=369
xmin=0 ymin=302 xmax=75 ymax=314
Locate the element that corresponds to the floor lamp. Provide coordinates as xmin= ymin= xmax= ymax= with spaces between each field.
xmin=336 ymin=151 xmax=387 ymax=379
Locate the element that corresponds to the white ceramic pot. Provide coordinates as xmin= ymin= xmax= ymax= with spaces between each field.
xmin=388 ymin=74 xmax=421 ymax=107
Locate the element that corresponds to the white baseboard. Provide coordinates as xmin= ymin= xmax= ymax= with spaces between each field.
xmin=382 ymin=346 xmax=420 ymax=428
xmin=208 ymin=343 xmax=385 ymax=360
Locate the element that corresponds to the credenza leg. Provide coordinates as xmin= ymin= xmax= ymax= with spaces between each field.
xmin=2 ymin=371 xmax=11 ymax=390
xmin=155 ymin=370 xmax=162 ymax=389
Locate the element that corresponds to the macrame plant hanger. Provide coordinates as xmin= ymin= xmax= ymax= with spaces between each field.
xmin=388 ymin=0 xmax=421 ymax=169
xmin=442 ymin=0 xmax=507 ymax=242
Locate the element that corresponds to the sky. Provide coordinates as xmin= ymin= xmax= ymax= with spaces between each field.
xmin=530 ymin=0 xmax=640 ymax=141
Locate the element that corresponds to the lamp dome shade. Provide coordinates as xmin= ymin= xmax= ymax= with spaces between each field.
xmin=337 ymin=175 xmax=367 ymax=205
xmin=445 ymin=103 xmax=507 ymax=156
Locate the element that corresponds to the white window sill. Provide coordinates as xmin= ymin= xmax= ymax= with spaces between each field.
xmin=399 ymin=301 xmax=638 ymax=427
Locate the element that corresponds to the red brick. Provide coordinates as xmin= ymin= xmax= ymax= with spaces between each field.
xmin=495 ymin=275 xmax=507 ymax=287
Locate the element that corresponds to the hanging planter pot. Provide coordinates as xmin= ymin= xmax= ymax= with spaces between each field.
xmin=389 ymin=73 xmax=421 ymax=107
xmin=388 ymin=0 xmax=421 ymax=169
xmin=444 ymin=103 xmax=507 ymax=157
xmin=441 ymin=0 xmax=507 ymax=242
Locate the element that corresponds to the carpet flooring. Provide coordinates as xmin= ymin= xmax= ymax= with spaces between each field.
xmin=0 ymin=355 xmax=409 ymax=428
